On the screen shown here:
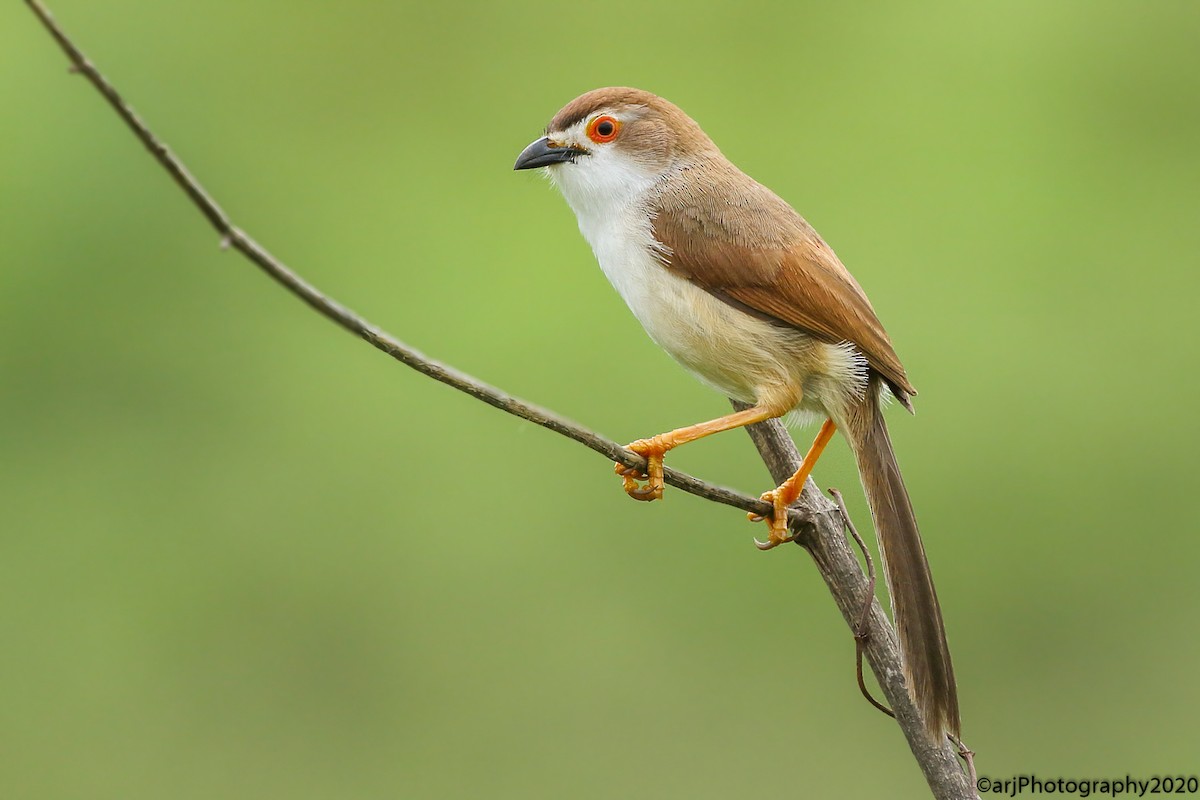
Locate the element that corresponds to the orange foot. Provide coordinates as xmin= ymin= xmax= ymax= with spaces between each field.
xmin=749 ymin=486 xmax=802 ymax=550
xmin=614 ymin=436 xmax=669 ymax=502
xmin=746 ymin=418 xmax=838 ymax=550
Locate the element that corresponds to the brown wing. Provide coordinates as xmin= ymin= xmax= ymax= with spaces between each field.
xmin=650 ymin=163 xmax=916 ymax=399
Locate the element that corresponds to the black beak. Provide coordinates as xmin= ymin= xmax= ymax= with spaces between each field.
xmin=513 ymin=136 xmax=587 ymax=170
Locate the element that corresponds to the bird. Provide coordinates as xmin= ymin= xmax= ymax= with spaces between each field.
xmin=513 ymin=87 xmax=959 ymax=738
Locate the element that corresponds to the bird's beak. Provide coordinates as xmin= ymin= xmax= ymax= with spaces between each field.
xmin=513 ymin=136 xmax=587 ymax=170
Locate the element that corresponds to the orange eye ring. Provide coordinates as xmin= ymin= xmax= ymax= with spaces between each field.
xmin=586 ymin=115 xmax=621 ymax=144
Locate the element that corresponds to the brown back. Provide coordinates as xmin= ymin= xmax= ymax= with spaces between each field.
xmin=650 ymin=159 xmax=916 ymax=402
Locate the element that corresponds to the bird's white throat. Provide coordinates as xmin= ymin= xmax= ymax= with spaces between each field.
xmin=551 ymin=158 xmax=777 ymax=405
xmin=548 ymin=152 xmax=667 ymax=313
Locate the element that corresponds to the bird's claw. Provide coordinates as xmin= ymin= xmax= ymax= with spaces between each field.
xmin=616 ymin=438 xmax=667 ymax=501
xmin=625 ymin=480 xmax=662 ymax=501
xmin=749 ymin=489 xmax=798 ymax=550
xmin=753 ymin=531 xmax=799 ymax=550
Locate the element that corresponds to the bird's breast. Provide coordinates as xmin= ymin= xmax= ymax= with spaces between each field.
xmin=573 ymin=204 xmax=863 ymax=413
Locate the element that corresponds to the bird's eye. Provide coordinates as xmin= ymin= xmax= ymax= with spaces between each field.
xmin=586 ymin=115 xmax=621 ymax=144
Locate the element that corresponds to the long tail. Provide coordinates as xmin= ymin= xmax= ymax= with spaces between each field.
xmin=841 ymin=384 xmax=960 ymax=738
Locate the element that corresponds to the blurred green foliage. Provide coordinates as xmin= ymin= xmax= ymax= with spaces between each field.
xmin=3 ymin=1 xmax=1198 ymax=797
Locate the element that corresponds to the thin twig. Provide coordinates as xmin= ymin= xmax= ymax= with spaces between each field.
xmin=25 ymin=3 xmax=975 ymax=796
xmin=948 ymin=734 xmax=978 ymax=793
xmin=830 ymin=487 xmax=896 ymax=721
xmin=21 ymin=0 xmax=789 ymax=528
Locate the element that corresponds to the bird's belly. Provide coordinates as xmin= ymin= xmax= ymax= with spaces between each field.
xmin=592 ymin=236 xmax=865 ymax=414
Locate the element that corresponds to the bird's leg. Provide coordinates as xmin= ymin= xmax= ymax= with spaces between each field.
xmin=616 ymin=403 xmax=784 ymax=501
xmin=751 ymin=418 xmax=838 ymax=549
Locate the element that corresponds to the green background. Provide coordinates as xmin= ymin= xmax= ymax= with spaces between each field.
xmin=3 ymin=1 xmax=1198 ymax=797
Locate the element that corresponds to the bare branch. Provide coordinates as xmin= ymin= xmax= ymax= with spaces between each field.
xmin=22 ymin=0 xmax=786 ymax=525
xmin=25 ymin=2 xmax=975 ymax=796
xmin=736 ymin=405 xmax=975 ymax=798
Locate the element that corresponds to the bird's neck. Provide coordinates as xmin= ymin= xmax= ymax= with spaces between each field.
xmin=552 ymin=160 xmax=659 ymax=229
xmin=550 ymin=165 xmax=662 ymax=275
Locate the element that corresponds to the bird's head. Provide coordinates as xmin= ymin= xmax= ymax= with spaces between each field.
xmin=514 ymin=87 xmax=715 ymax=217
